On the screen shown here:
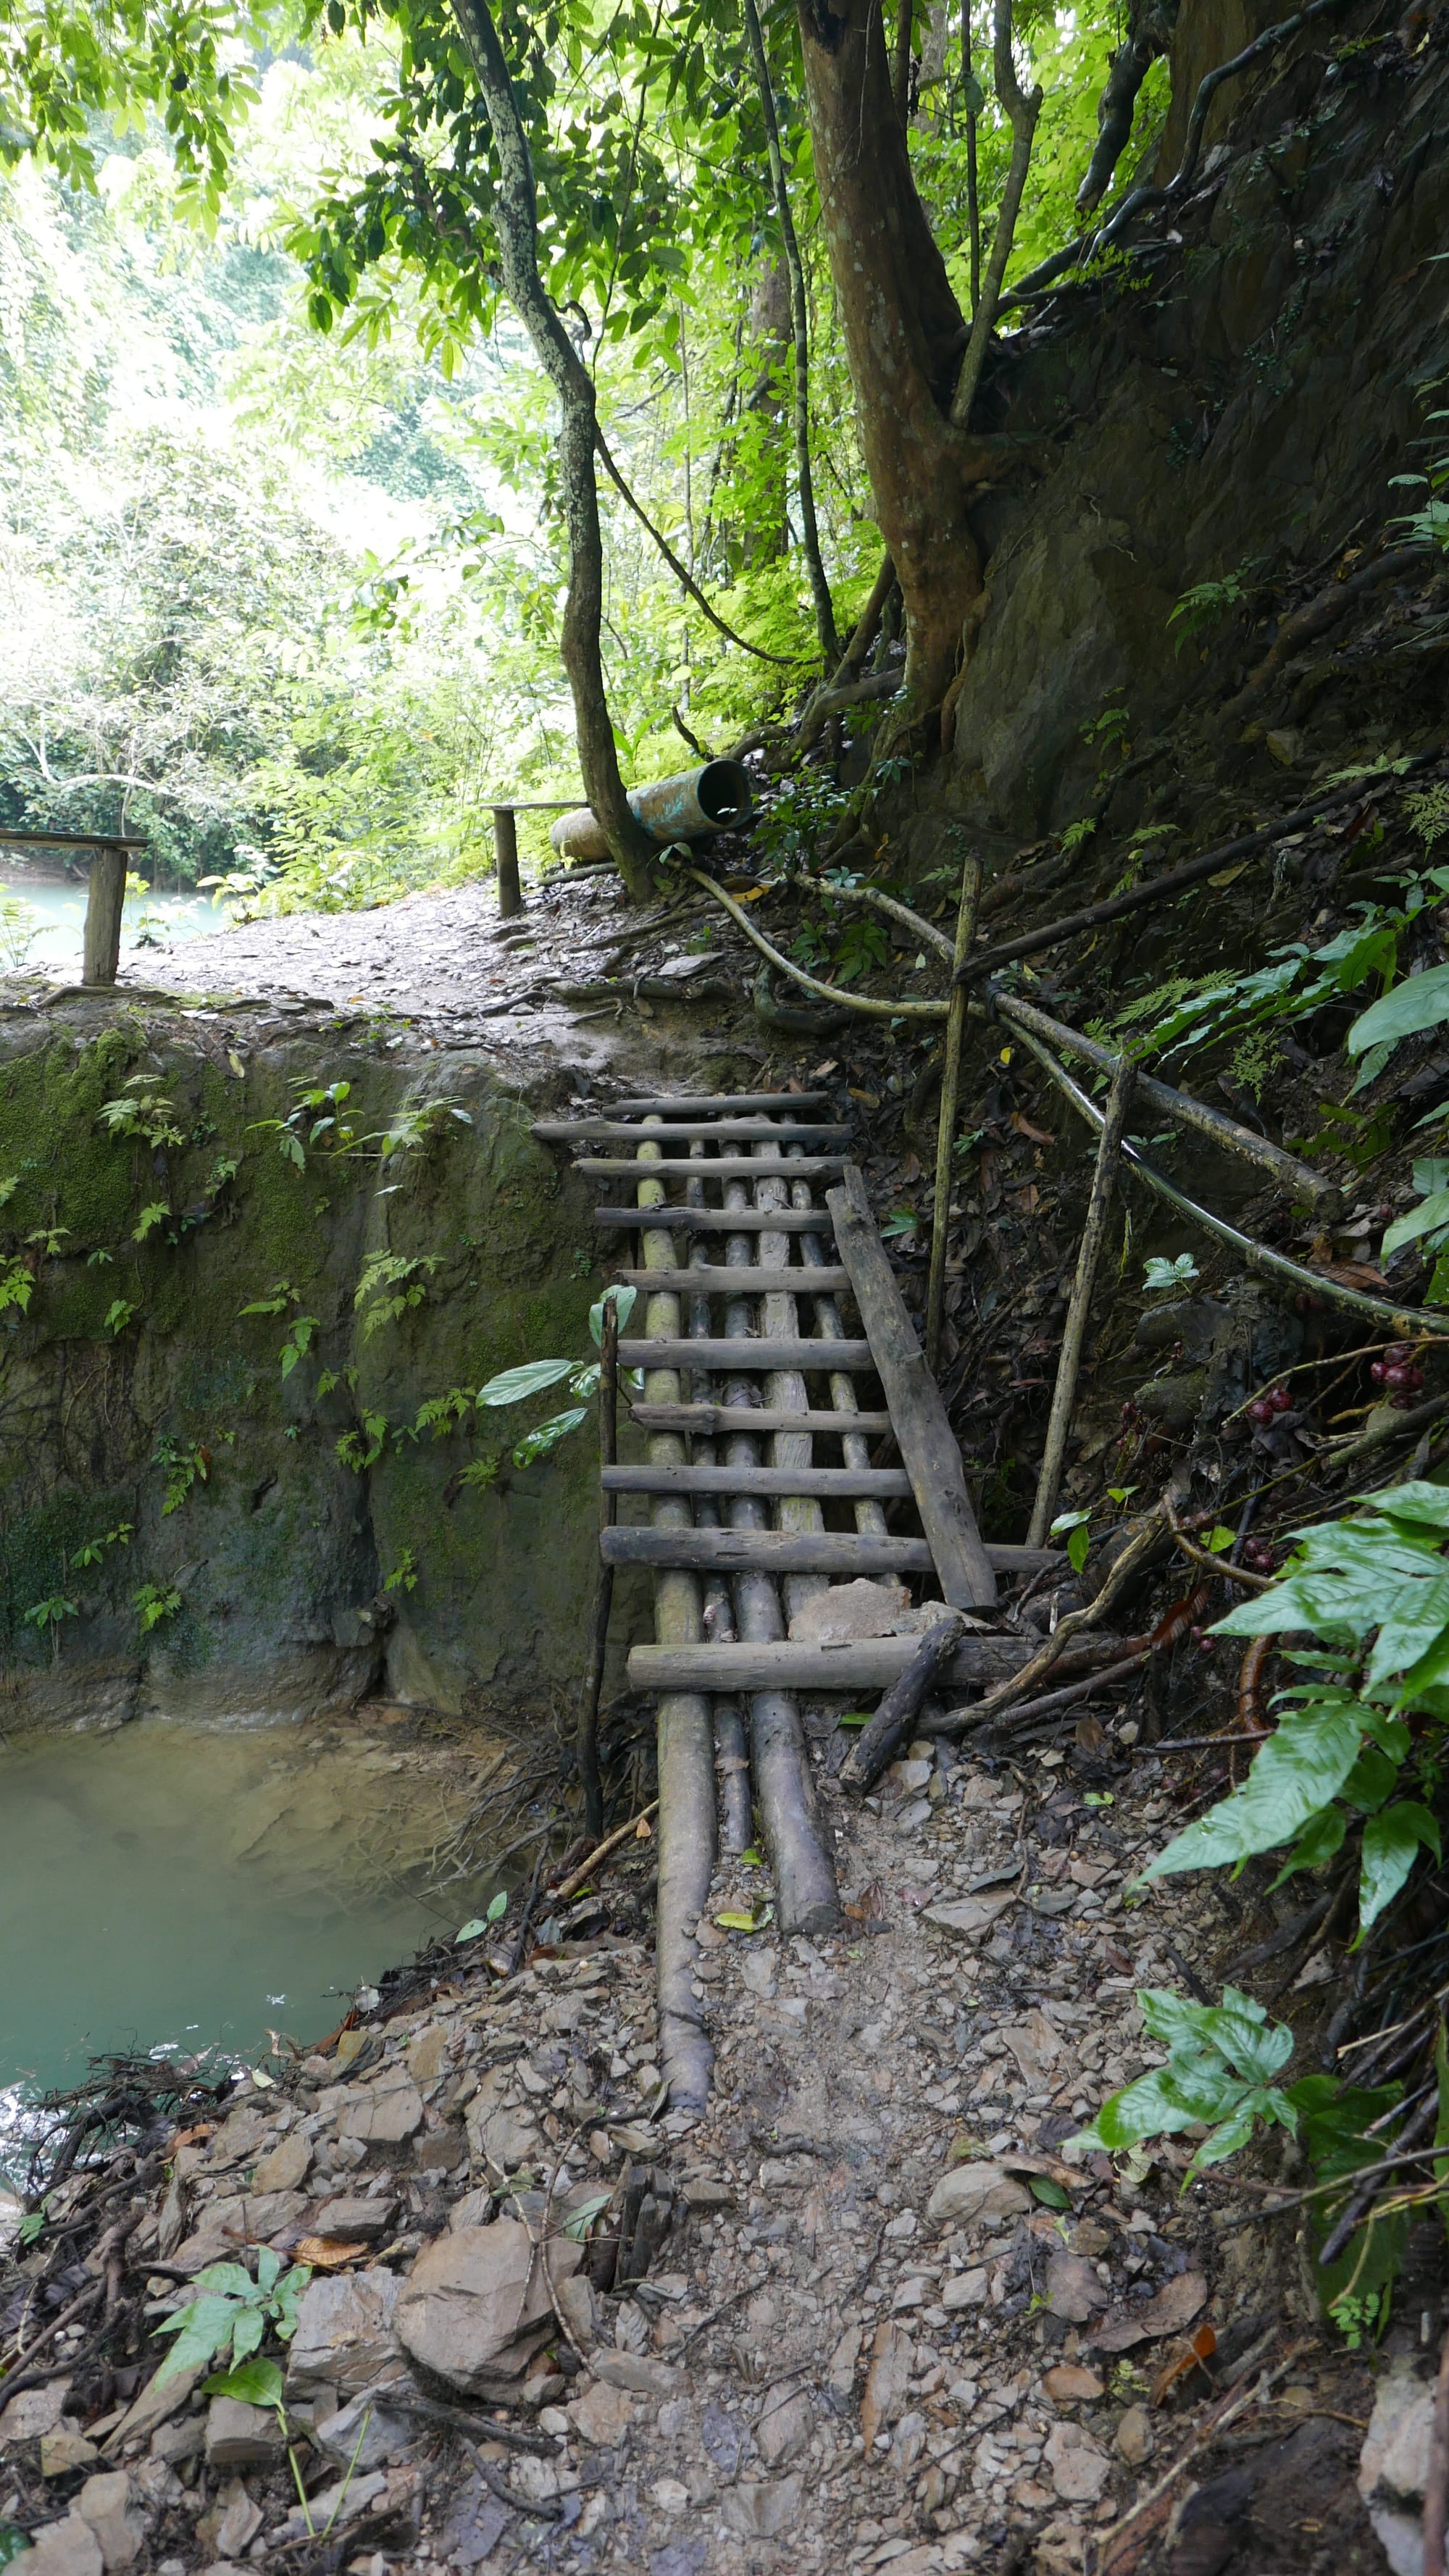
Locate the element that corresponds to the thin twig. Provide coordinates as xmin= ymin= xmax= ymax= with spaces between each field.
xmin=544 ymin=1801 xmax=659 ymax=1907
xmin=926 ymin=847 xmax=982 ymax=1373
xmin=1164 ymin=1498 xmax=1274 ymax=1591
xmin=1027 ymin=1054 xmax=1135 ymax=1547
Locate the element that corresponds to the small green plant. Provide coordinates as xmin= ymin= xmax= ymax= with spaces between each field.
xmin=1140 ymin=1483 xmax=1449 ymax=1939
xmin=1329 ymin=2286 xmax=1387 ymax=2350
xmin=412 ymin=1387 xmax=474 ymax=1439
xmin=104 ymin=1297 xmax=138 ymax=1337
xmin=1082 ymin=705 xmax=1130 ymax=749
xmin=475 ymin=1284 xmax=638 ymax=1471
xmin=336 ymin=1410 xmax=389 ymax=1472
xmin=367 ymin=1097 xmax=472 ymax=1162
xmin=249 ymin=1079 xmax=356 ymax=1170
xmin=1143 ymin=1253 xmax=1200 ymax=1292
xmin=1050 ymin=1509 xmax=1092 ymax=1575
xmin=96 ymin=1075 xmax=185 ymax=1151
xmin=355 ymin=1251 xmax=440 ymax=1337
xmin=133 ymin=1582 xmax=182 ymax=1634
xmin=133 ymin=1201 xmax=172 ymax=1242
xmin=278 ymin=1316 xmax=319 ymax=1379
xmin=70 ymin=1523 xmax=133 ymax=1569
xmin=456 ymin=1889 xmax=509 ymax=1942
xmin=0 ymin=893 xmax=42 ymax=973
xmin=881 ymin=1207 xmax=919 ymax=1242
xmin=154 ymin=1437 xmax=212 ymax=1515
xmin=24 ymin=1593 xmax=78 ymax=1656
xmin=153 ymin=2250 xmax=311 ymax=2388
xmin=384 ymin=1546 xmax=418 ymax=1594
xmin=1167 ymin=566 xmax=1254 ymax=651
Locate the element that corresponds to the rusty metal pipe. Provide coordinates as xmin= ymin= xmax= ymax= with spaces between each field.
xmin=549 ymin=761 xmax=753 ymax=862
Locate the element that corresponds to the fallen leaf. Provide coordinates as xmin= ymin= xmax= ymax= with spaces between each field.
xmin=922 ymin=1887 xmax=1018 ymax=1940
xmin=294 ymin=2236 xmax=369 ymax=2270
xmin=860 ymin=2321 xmax=913 ymax=2448
xmin=170 ymin=2123 xmax=214 ymax=2151
xmin=1010 ymin=1113 xmax=1055 ymax=1146
xmin=634 ymin=1815 xmax=653 ymax=1839
xmin=1091 ymin=2270 xmax=1208 ymax=2353
xmin=1151 ymin=2324 xmax=1217 ymax=2405
xmin=1045 ymin=2251 xmax=1109 ymax=2322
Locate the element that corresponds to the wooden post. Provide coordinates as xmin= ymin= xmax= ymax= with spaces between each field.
xmin=925 ymin=846 xmax=982 ymax=1374
xmin=577 ymin=1297 xmax=617 ymax=1839
xmin=1026 ymin=1055 xmax=1136 ymax=1549
xmin=83 ymin=847 xmax=126 ymax=987
xmin=493 ymin=806 xmax=523 ymax=918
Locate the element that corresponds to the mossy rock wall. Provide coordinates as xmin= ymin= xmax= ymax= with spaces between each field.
xmin=0 ymin=997 xmax=627 ymax=1733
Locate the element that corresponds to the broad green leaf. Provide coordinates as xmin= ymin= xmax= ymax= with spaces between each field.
xmin=456 ymin=1918 xmax=490 ymax=1942
xmin=201 ymin=2357 xmax=285 ymax=2407
xmin=191 ymin=2264 xmax=256 ymax=2300
xmin=1359 ymin=1802 xmax=1440 ymax=1932
xmin=588 ymin=1283 xmax=637 ymax=1345
xmin=1341 ymin=1746 xmax=1400 ymax=1812
xmin=1382 ymin=1188 xmax=1449 ymax=1258
xmin=1364 ymin=1567 xmax=1449 ymax=1692
xmin=231 ymin=2307 xmax=265 ymax=2364
xmin=512 ymin=1406 xmax=588 ymax=1465
xmin=486 ymin=1889 xmax=508 ymax=1923
xmin=255 ymin=2247 xmax=282 ymax=2296
xmin=1348 ymin=960 xmax=1449 ymax=1055
xmin=561 ymin=2190 xmax=613 ymax=2240
xmin=1269 ymin=1802 xmax=1346 ymax=1889
xmin=1369 ymin=1481 xmax=1449 ymax=1529
xmin=1288 ymin=2075 xmax=1402 ymax=2179
xmin=1143 ymin=1704 xmax=1363 ymax=1878
xmin=1028 ymin=2175 xmax=1072 ymax=2209
xmin=476 ymin=1358 xmax=573 ymax=1407
xmin=1068 ymin=1523 xmax=1090 ymax=1576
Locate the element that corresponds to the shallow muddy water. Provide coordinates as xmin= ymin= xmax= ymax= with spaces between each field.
xmin=0 ymin=1710 xmax=504 ymax=2173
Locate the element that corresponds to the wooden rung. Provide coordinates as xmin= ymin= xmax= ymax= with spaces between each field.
xmin=593 ymin=1209 xmax=833 ymax=1233
xmin=618 ymin=1337 xmax=873 ymax=1371
xmin=604 ymin=1526 xmax=932 ymax=1575
xmin=613 ymin=1266 xmax=850 ymax=1295
xmin=535 ymin=1120 xmax=851 ymax=1146
xmin=603 ymin=1525 xmax=1058 ymax=1576
xmin=604 ymin=1093 xmax=835 ymax=1114
xmin=574 ymin=1155 xmax=846 ymax=1180
xmin=629 ymin=1404 xmax=893 ymax=1434
xmin=628 ymin=1636 xmax=1035 ymax=1694
xmin=604 ymin=1464 xmax=913 ymax=1500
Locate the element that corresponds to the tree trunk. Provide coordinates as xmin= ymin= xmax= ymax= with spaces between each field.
xmin=448 ymin=0 xmax=658 ymax=903
xmin=796 ymin=0 xmax=983 ymax=707
xmin=742 ymin=0 xmax=839 ymax=665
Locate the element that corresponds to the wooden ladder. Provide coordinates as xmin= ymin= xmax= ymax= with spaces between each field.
xmin=531 ymin=1092 xmax=1053 ymax=1700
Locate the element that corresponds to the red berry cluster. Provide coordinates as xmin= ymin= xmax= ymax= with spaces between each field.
xmin=1240 ymin=1539 xmax=1277 ymax=1573
xmin=1247 ymin=1383 xmax=1294 ymax=1426
xmin=1371 ymin=1342 xmax=1425 ymax=1404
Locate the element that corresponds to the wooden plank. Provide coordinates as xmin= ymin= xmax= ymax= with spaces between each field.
xmin=574 ymin=1155 xmax=847 ymax=1180
xmin=534 ymin=1120 xmax=851 ymax=1146
xmin=827 ymin=1161 xmax=998 ymax=1612
xmin=629 ymin=1403 xmax=893 ymax=1435
xmin=606 ymin=1092 xmax=834 ymax=1114
xmin=613 ymin=1266 xmax=850 ymax=1295
xmin=628 ymin=1636 xmax=1037 ymax=1693
xmin=594 ymin=1208 xmax=833 ymax=1233
xmin=603 ymin=1463 xmax=914 ymax=1500
xmin=604 ymin=1525 xmax=932 ymax=1575
xmin=619 ymin=1337 xmax=873 ymax=1371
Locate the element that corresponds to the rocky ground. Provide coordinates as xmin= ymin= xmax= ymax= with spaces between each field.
xmin=0 ymin=1707 xmax=1416 ymax=2576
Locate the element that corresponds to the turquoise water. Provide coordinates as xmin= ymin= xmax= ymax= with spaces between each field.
xmin=0 ymin=1714 xmax=493 ymax=2178
xmin=0 ymin=878 xmax=219 ymax=978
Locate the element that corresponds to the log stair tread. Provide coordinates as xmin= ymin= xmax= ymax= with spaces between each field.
xmin=603 ymin=1463 xmax=913 ymax=1499
xmin=619 ymin=1337 xmax=873 ymax=1371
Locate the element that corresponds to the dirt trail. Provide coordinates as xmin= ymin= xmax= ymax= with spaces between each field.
xmin=0 ymin=1719 xmax=1384 ymax=2576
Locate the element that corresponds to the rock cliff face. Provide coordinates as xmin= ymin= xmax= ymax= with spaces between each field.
xmin=931 ymin=14 xmax=1449 ymax=858
xmin=0 ymin=992 xmax=639 ymax=1732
